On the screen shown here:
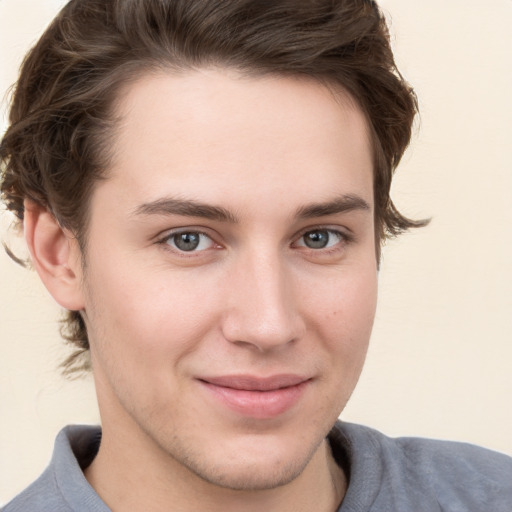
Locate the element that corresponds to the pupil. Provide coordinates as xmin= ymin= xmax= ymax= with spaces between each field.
xmin=174 ymin=233 xmax=200 ymax=251
xmin=305 ymin=230 xmax=329 ymax=249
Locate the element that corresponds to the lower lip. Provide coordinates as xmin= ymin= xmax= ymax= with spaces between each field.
xmin=199 ymin=380 xmax=310 ymax=419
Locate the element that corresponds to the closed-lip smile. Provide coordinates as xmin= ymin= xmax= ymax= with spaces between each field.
xmin=197 ymin=374 xmax=312 ymax=419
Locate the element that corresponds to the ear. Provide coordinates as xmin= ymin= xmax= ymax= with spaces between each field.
xmin=23 ymin=200 xmax=85 ymax=311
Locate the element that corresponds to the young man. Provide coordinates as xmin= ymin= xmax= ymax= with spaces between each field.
xmin=1 ymin=0 xmax=511 ymax=511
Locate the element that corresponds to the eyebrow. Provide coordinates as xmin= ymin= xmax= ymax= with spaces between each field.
xmin=295 ymin=194 xmax=371 ymax=219
xmin=132 ymin=197 xmax=238 ymax=223
xmin=132 ymin=193 xmax=370 ymax=223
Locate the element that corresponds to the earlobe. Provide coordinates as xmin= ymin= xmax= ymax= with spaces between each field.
xmin=23 ymin=200 xmax=85 ymax=311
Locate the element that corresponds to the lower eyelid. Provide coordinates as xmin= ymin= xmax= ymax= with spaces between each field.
xmin=295 ymin=229 xmax=347 ymax=248
xmin=159 ymin=231 xmax=215 ymax=252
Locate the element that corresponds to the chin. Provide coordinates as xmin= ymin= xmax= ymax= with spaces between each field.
xmin=172 ymin=429 xmax=325 ymax=491
xmin=186 ymin=453 xmax=310 ymax=491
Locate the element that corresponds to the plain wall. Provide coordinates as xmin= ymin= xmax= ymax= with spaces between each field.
xmin=1 ymin=0 xmax=511 ymax=504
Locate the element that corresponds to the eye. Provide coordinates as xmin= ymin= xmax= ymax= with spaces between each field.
xmin=163 ymin=231 xmax=215 ymax=252
xmin=296 ymin=229 xmax=344 ymax=250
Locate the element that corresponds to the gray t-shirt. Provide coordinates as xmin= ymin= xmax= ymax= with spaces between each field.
xmin=3 ymin=422 xmax=512 ymax=511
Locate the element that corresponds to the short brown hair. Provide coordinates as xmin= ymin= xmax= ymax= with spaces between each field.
xmin=0 ymin=0 xmax=426 ymax=374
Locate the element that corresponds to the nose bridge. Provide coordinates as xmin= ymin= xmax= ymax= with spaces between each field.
xmin=222 ymin=247 xmax=303 ymax=351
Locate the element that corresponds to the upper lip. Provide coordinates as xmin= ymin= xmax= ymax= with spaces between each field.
xmin=199 ymin=374 xmax=310 ymax=391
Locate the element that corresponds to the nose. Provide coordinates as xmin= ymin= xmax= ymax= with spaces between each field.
xmin=221 ymin=251 xmax=305 ymax=352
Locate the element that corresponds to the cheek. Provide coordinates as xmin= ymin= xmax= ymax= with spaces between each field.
xmin=82 ymin=256 xmax=222 ymax=364
xmin=335 ymin=274 xmax=377 ymax=338
xmin=304 ymin=265 xmax=378 ymax=363
xmin=305 ymin=261 xmax=377 ymax=323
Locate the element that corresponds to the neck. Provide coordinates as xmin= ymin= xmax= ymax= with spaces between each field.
xmin=85 ymin=424 xmax=346 ymax=512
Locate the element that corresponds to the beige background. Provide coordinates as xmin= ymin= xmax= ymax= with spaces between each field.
xmin=1 ymin=0 xmax=511 ymax=504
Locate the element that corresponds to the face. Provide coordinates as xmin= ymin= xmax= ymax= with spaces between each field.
xmin=79 ymin=68 xmax=377 ymax=490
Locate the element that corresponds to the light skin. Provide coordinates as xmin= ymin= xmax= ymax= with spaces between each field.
xmin=25 ymin=68 xmax=378 ymax=512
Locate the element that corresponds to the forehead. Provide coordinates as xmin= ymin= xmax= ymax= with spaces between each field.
xmin=94 ymin=68 xmax=373 ymax=216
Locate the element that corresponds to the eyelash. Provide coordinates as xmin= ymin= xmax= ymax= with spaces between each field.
xmin=293 ymin=227 xmax=353 ymax=253
xmin=157 ymin=229 xmax=217 ymax=255
xmin=156 ymin=227 xmax=353 ymax=256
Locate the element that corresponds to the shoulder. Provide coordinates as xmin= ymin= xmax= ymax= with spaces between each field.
xmin=2 ymin=466 xmax=63 ymax=512
xmin=2 ymin=425 xmax=107 ymax=512
xmin=330 ymin=422 xmax=512 ymax=512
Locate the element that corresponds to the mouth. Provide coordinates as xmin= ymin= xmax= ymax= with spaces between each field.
xmin=197 ymin=374 xmax=312 ymax=419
